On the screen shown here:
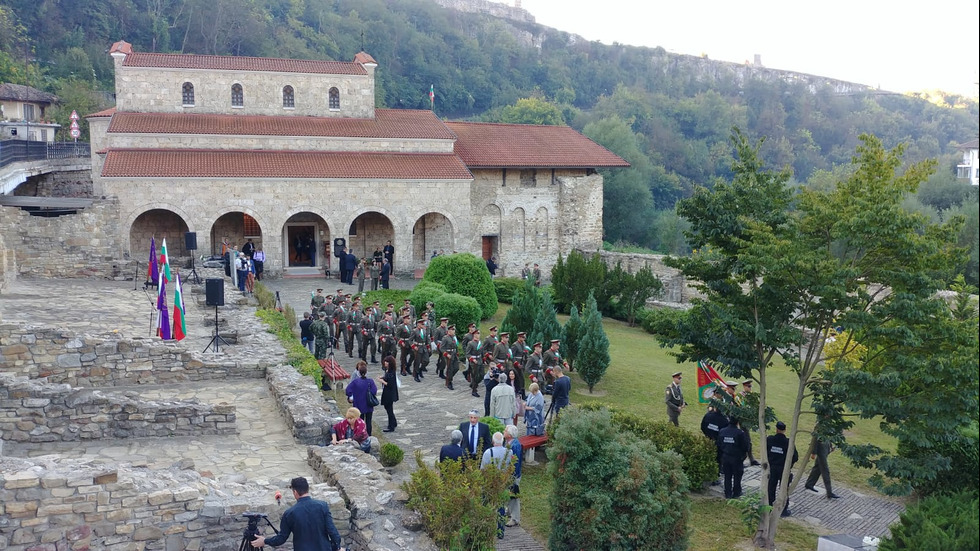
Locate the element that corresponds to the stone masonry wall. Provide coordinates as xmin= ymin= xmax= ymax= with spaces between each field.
xmin=265 ymin=365 xmax=336 ymax=446
xmin=0 ymin=198 xmax=124 ymax=279
xmin=0 ymin=373 xmax=237 ymax=446
xmin=0 ymin=454 xmax=346 ymax=551
xmin=590 ymin=250 xmax=702 ymax=306
xmin=0 ymin=323 xmax=266 ymax=386
xmin=104 ymin=133 xmax=455 ymax=154
xmin=12 ymin=169 xmax=94 ymax=198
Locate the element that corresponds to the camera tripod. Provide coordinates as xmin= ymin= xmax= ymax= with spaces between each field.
xmin=238 ymin=512 xmax=279 ymax=551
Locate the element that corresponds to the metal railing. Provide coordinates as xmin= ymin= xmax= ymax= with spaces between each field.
xmin=0 ymin=140 xmax=91 ymax=169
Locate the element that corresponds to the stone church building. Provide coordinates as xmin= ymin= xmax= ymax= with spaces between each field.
xmin=87 ymin=41 xmax=627 ymax=277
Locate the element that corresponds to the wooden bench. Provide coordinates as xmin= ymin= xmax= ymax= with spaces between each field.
xmin=519 ymin=434 xmax=548 ymax=464
xmin=318 ymin=358 xmax=351 ymax=390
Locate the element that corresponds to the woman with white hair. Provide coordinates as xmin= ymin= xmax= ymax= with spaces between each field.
xmin=481 ymin=431 xmax=513 ymax=539
xmin=490 ymin=372 xmax=517 ymax=426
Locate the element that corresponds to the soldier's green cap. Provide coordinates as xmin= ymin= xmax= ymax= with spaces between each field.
xmin=318 ymin=311 xmax=326 ymax=318
xmin=672 ymin=371 xmax=682 ymax=378
xmin=448 ymin=325 xmax=456 ymax=330
xmin=533 ymin=342 xmax=542 ymax=348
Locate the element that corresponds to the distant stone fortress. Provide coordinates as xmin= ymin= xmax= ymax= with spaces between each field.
xmin=83 ymin=41 xmax=626 ymax=279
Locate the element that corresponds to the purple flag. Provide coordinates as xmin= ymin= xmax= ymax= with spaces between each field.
xmin=156 ymin=271 xmax=171 ymax=340
xmin=148 ymin=237 xmax=159 ymax=283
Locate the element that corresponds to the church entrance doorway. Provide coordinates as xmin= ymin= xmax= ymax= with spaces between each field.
xmin=481 ymin=235 xmax=498 ymax=261
xmin=286 ymin=225 xmax=316 ymax=267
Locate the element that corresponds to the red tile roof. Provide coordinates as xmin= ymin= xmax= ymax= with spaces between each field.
xmin=109 ymin=40 xmax=133 ymax=55
xmin=445 ymin=121 xmax=629 ymax=169
xmin=86 ymin=107 xmax=117 ymax=118
xmin=107 ymin=109 xmax=456 ymax=140
xmin=122 ymin=52 xmax=367 ymax=75
xmin=101 ymin=149 xmax=473 ymax=180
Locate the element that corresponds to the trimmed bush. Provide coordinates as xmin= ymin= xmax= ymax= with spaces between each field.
xmin=404 ymin=450 xmax=512 ymax=550
xmin=422 ymin=253 xmax=497 ymax=319
xmin=880 ymin=491 xmax=979 ymax=551
xmin=493 ymin=277 xmax=525 ymax=304
xmin=363 ymin=289 xmax=412 ymax=308
xmin=577 ymin=403 xmax=718 ymax=490
xmin=481 ymin=416 xmax=505 ymax=438
xmin=548 ymin=408 xmax=690 ymax=551
xmin=433 ymin=292 xmax=482 ymax=332
xmin=379 ymin=443 xmax=405 ymax=467
xmin=409 ymin=280 xmax=448 ymax=314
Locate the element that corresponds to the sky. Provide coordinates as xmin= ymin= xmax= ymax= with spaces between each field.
xmin=519 ymin=0 xmax=980 ymax=98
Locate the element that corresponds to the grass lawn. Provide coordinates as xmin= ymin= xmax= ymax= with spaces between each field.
xmin=481 ymin=303 xmax=899 ymax=548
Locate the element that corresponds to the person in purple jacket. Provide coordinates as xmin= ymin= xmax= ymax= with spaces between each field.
xmin=345 ymin=361 xmax=378 ymax=436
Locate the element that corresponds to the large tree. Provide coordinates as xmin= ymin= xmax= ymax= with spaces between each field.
xmin=655 ymin=129 xmax=970 ymax=548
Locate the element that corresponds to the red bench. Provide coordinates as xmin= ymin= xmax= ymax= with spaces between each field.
xmin=519 ymin=434 xmax=548 ymax=464
xmin=318 ymin=358 xmax=351 ymax=389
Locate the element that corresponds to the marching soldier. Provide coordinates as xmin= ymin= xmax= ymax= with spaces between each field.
xmin=397 ymin=314 xmax=414 ymax=376
xmin=493 ymin=332 xmax=513 ymax=371
xmin=311 ymin=311 xmax=329 ymax=360
xmin=542 ymin=339 xmax=567 ymax=384
xmin=465 ymin=329 xmax=484 ymax=397
xmin=360 ymin=304 xmax=378 ymax=364
xmin=411 ymin=318 xmax=430 ymax=382
xmin=377 ymin=310 xmax=396 ymax=360
xmin=311 ymin=288 xmax=325 ymax=312
xmin=403 ymin=298 xmax=416 ymax=323
xmin=524 ymin=341 xmax=544 ymax=385
xmin=482 ymin=326 xmax=499 ymax=352
xmin=334 ymin=296 xmax=349 ymax=355
xmin=665 ymin=371 xmax=686 ymax=426
xmin=318 ymin=294 xmax=337 ymax=347
xmin=349 ymin=303 xmax=365 ymax=359
xmin=511 ymin=332 xmax=530 ymax=370
xmin=460 ymin=323 xmax=478 ymax=350
xmin=433 ymin=318 xmax=449 ymax=378
xmin=442 ymin=324 xmax=460 ymax=390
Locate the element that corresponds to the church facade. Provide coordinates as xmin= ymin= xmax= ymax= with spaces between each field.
xmin=87 ymin=41 xmax=627 ymax=277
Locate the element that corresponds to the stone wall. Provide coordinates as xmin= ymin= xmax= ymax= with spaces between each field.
xmin=11 ymin=169 xmax=93 ymax=198
xmin=102 ymin=133 xmax=455 ymax=154
xmin=114 ymin=63 xmax=377 ymax=119
xmin=265 ymin=365 xmax=336 ymax=446
xmin=0 ymin=323 xmax=267 ymax=386
xmin=0 ymin=454 xmax=346 ymax=551
xmin=0 ymin=373 xmax=237 ymax=446
xmin=590 ymin=250 xmax=701 ymax=306
xmin=0 ymin=198 xmax=124 ymax=279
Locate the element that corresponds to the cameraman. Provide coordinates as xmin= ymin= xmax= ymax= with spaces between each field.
xmin=251 ymin=477 xmax=345 ymax=551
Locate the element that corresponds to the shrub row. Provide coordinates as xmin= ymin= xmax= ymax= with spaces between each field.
xmin=409 ymin=277 xmax=482 ymax=329
xmin=256 ymin=308 xmax=322 ymax=389
xmin=493 ymin=277 xmax=525 ymax=304
xmin=361 ymin=288 xmax=412 ymax=308
xmin=422 ymin=253 xmax=498 ymax=319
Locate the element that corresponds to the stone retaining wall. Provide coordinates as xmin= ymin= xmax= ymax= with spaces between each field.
xmin=266 ymin=365 xmax=336 ymax=445
xmin=0 ymin=198 xmax=124 ymax=280
xmin=0 ymin=454 xmax=346 ymax=551
xmin=0 ymin=373 xmax=236 ymax=446
xmin=588 ymin=249 xmax=701 ymax=306
xmin=0 ymin=323 xmax=266 ymax=385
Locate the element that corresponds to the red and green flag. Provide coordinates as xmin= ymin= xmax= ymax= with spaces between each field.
xmin=159 ymin=238 xmax=172 ymax=282
xmin=173 ymin=272 xmax=186 ymax=341
xmin=696 ymin=360 xmax=727 ymax=403
xmin=429 ymin=84 xmax=435 ymax=109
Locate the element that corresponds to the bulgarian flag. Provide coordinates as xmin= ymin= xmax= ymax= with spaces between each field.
xmin=173 ymin=272 xmax=187 ymax=341
xmin=147 ymin=237 xmax=159 ymax=283
xmin=159 ymin=238 xmax=172 ymax=282
xmin=697 ymin=360 xmax=728 ymax=404
xmin=429 ymin=84 xmax=435 ymax=108
xmin=156 ymin=269 xmax=172 ymax=340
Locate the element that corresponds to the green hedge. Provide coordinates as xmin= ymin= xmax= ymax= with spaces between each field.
xmin=256 ymin=308 xmax=322 ymax=389
xmin=362 ymin=289 xmax=412 ymax=307
xmin=409 ymin=281 xmax=448 ymax=314
xmin=434 ymin=292 xmax=482 ymax=332
xmin=577 ymin=403 xmax=717 ymax=490
xmin=493 ymin=277 xmax=525 ymax=304
xmin=906 ymin=423 xmax=979 ymax=497
xmin=880 ymin=491 xmax=979 ymax=551
xmin=422 ymin=253 xmax=497 ymax=319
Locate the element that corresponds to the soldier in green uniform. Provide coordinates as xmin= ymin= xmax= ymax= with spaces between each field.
xmin=318 ymin=294 xmax=336 ymax=347
xmin=403 ymin=298 xmax=417 ymax=323
xmin=465 ymin=329 xmax=484 ymax=397
xmin=442 ymin=324 xmax=460 ymax=390
xmin=410 ymin=318 xmax=430 ymax=382
xmin=525 ymin=341 xmax=544 ymax=385
xmin=397 ymin=314 xmax=414 ymax=376
xmin=312 ymin=311 xmax=329 ymax=360
xmin=378 ymin=310 xmax=396 ymax=360
xmin=493 ymin=332 xmax=513 ymax=371
xmin=665 ymin=371 xmax=686 ymax=426
xmin=349 ymin=302 xmax=365 ymax=359
xmin=311 ymin=288 xmax=325 ymax=312
xmin=433 ymin=317 xmax=449 ymax=379
xmin=359 ymin=303 xmax=378 ymax=364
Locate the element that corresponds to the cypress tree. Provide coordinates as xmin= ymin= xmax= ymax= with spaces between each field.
xmin=577 ymin=291 xmax=610 ymax=393
xmin=561 ymin=304 xmax=583 ymax=370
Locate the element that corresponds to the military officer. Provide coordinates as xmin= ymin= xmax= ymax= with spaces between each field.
xmin=396 ymin=314 xmax=414 ymax=376
xmin=310 ymin=288 xmax=325 ymax=312
xmin=524 ymin=341 xmax=544 ymax=384
xmin=403 ymin=298 xmax=416 ymax=322
xmin=377 ymin=310 xmax=396 ymax=360
xmin=360 ymin=304 xmax=378 ymax=364
xmin=465 ymin=329 xmax=484 ymax=397
xmin=492 ymin=331 xmax=513 ymax=370
xmin=441 ymin=324 xmax=460 ymax=390
xmin=433 ymin=318 xmax=449 ymax=378
xmin=410 ymin=318 xmax=430 ymax=382
xmin=665 ymin=371 xmax=686 ymax=426
xmin=318 ymin=294 xmax=337 ymax=347
xmin=311 ymin=311 xmax=330 ymax=360
xmin=349 ymin=303 xmax=365 ymax=359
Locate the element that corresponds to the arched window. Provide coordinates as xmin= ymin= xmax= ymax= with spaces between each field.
xmin=282 ymin=85 xmax=295 ymax=108
xmin=328 ymin=87 xmax=340 ymax=110
xmin=231 ymin=84 xmax=244 ymax=107
xmin=182 ymin=82 xmax=195 ymax=106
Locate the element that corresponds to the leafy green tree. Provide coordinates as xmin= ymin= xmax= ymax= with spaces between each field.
xmin=500 ymin=278 xmax=543 ymax=337
xmin=654 ymin=129 xmax=969 ymax=548
xmin=560 ymin=304 xmax=582 ymax=370
xmin=576 ymin=292 xmax=610 ymax=393
xmin=494 ymin=97 xmax=565 ymax=125
xmin=549 ymin=408 xmax=690 ymax=550
xmin=550 ymin=250 xmax=608 ymax=314
xmin=613 ymin=265 xmax=663 ymax=326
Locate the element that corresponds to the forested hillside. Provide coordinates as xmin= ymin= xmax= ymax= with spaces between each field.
xmin=2 ymin=0 xmax=976 ymax=281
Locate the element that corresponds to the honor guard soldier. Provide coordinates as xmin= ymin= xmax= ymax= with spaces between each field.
xmin=411 ymin=319 xmax=430 ymax=382
xmin=377 ymin=311 xmax=396 ymax=360
xmin=403 ymin=299 xmax=416 ymax=322
xmin=718 ymin=417 xmax=750 ymax=499
xmin=442 ymin=325 xmax=460 ymax=390
xmin=334 ymin=296 xmax=349 ymax=354
xmin=433 ymin=318 xmax=449 ymax=378
xmin=665 ymin=371 xmax=686 ymax=426
xmin=493 ymin=332 xmax=513 ymax=370
xmin=461 ymin=323 xmax=478 ymax=349
xmin=360 ymin=304 xmax=378 ymax=364
xmin=349 ymin=303 xmax=365 ymax=359
xmin=311 ymin=311 xmax=329 ymax=360
xmin=542 ymin=339 xmax=567 ymax=386
xmin=766 ymin=421 xmax=799 ymax=517
xmin=397 ymin=314 xmax=414 ymax=376
xmin=483 ymin=326 xmax=499 ymax=352
xmin=465 ymin=329 xmax=484 ymax=396
xmin=311 ymin=288 xmax=325 ymax=312
xmin=318 ymin=294 xmax=337 ymax=347
xmin=525 ymin=341 xmax=544 ymax=385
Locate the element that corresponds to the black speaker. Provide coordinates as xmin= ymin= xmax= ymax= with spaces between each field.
xmin=205 ymin=278 xmax=225 ymax=306
xmin=333 ymin=237 xmax=346 ymax=257
xmin=185 ymin=232 xmax=198 ymax=251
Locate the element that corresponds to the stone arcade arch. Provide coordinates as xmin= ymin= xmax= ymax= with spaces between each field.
xmin=283 ymin=212 xmax=331 ymax=271
xmin=411 ymin=212 xmax=454 ymax=269
xmin=210 ymin=212 xmax=262 ymax=257
xmin=347 ymin=211 xmax=394 ymax=262
xmin=129 ymin=209 xmax=190 ymax=259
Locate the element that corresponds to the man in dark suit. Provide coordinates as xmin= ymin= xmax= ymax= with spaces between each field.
xmin=459 ymin=409 xmax=491 ymax=459
xmin=383 ymin=240 xmax=394 ymax=270
xmin=379 ymin=258 xmax=391 ymax=289
xmin=439 ymin=430 xmax=466 ymax=463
